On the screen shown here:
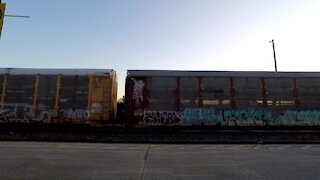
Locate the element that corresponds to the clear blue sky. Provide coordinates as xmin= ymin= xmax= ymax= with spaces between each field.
xmin=1 ymin=0 xmax=320 ymax=97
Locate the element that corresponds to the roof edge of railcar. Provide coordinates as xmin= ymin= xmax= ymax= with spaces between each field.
xmin=0 ymin=68 xmax=116 ymax=76
xmin=127 ymin=70 xmax=320 ymax=78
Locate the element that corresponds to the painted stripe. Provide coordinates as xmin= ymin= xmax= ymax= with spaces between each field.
xmin=278 ymin=145 xmax=291 ymax=149
xmin=301 ymin=145 xmax=312 ymax=149
xmin=203 ymin=145 xmax=227 ymax=149
xmin=229 ymin=145 xmax=245 ymax=149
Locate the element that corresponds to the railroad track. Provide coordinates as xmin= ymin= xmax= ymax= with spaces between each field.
xmin=1 ymin=124 xmax=320 ymax=143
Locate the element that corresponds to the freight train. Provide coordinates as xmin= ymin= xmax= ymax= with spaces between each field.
xmin=0 ymin=68 xmax=117 ymax=125
xmin=1 ymin=68 xmax=320 ymax=126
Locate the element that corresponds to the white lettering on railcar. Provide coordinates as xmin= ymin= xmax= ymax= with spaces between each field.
xmin=133 ymin=80 xmax=144 ymax=105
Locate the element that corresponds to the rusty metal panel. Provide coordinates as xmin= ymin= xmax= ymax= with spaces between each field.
xmin=87 ymin=74 xmax=117 ymax=122
xmin=202 ymin=77 xmax=230 ymax=110
xmin=148 ymin=77 xmax=176 ymax=111
xmin=125 ymin=77 xmax=134 ymax=122
xmin=229 ymin=78 xmax=236 ymax=109
xmin=5 ymin=75 xmax=35 ymax=104
xmin=128 ymin=77 xmax=146 ymax=119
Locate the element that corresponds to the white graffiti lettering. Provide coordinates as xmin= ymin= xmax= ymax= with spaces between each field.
xmin=143 ymin=110 xmax=181 ymax=125
xmin=133 ymin=80 xmax=144 ymax=105
xmin=141 ymin=108 xmax=320 ymax=126
xmin=0 ymin=103 xmax=91 ymax=123
xmin=91 ymin=103 xmax=102 ymax=113
xmin=0 ymin=103 xmax=52 ymax=123
xmin=59 ymin=109 xmax=91 ymax=121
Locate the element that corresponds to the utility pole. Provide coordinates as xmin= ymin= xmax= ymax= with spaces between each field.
xmin=270 ymin=39 xmax=278 ymax=72
xmin=0 ymin=0 xmax=5 ymax=38
xmin=0 ymin=0 xmax=30 ymax=38
xmin=1 ymin=1 xmax=30 ymax=18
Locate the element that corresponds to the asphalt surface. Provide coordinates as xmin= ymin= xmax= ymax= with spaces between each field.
xmin=0 ymin=142 xmax=320 ymax=180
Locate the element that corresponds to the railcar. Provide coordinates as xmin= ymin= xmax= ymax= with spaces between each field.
xmin=0 ymin=68 xmax=117 ymax=125
xmin=125 ymin=70 xmax=320 ymax=126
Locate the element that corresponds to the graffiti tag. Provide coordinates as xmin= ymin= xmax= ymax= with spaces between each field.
xmin=143 ymin=110 xmax=181 ymax=125
xmin=133 ymin=80 xmax=144 ymax=105
xmin=142 ymin=108 xmax=320 ymax=126
xmin=0 ymin=103 xmax=52 ymax=123
xmin=59 ymin=109 xmax=90 ymax=120
xmin=182 ymin=108 xmax=221 ymax=125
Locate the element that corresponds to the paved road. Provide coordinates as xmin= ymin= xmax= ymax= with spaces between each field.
xmin=0 ymin=142 xmax=320 ymax=180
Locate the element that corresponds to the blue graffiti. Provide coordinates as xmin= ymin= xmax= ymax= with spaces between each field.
xmin=182 ymin=108 xmax=221 ymax=125
xmin=223 ymin=110 xmax=320 ymax=126
xmin=144 ymin=108 xmax=320 ymax=126
xmin=223 ymin=110 xmax=272 ymax=126
xmin=276 ymin=110 xmax=320 ymax=126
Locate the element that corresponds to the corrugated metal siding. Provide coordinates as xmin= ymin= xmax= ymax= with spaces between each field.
xmin=180 ymin=77 xmax=198 ymax=110
xmin=5 ymin=75 xmax=35 ymax=104
xmin=265 ymin=78 xmax=295 ymax=110
xmin=148 ymin=77 xmax=176 ymax=111
xmin=37 ymin=75 xmax=56 ymax=109
xmin=59 ymin=76 xmax=88 ymax=110
xmin=111 ymin=73 xmax=118 ymax=119
xmin=102 ymin=78 xmax=112 ymax=120
xmin=0 ymin=75 xmax=3 ymax=102
xmin=235 ymin=77 xmax=262 ymax=109
xmin=202 ymin=77 xmax=230 ymax=110
xmin=125 ymin=77 xmax=133 ymax=122
xmin=298 ymin=78 xmax=320 ymax=110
